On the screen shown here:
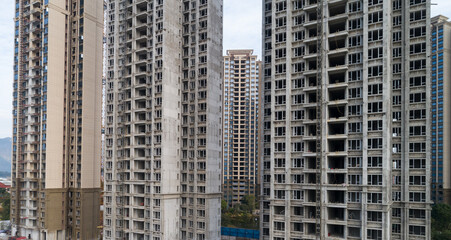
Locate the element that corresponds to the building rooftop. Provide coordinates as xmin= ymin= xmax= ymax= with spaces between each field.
xmin=226 ymin=49 xmax=255 ymax=56
xmin=432 ymin=15 xmax=450 ymax=24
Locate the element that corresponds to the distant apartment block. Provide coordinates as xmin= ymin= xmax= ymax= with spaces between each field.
xmin=11 ymin=0 xmax=103 ymax=239
xmin=103 ymin=0 xmax=223 ymax=239
xmin=261 ymin=0 xmax=431 ymax=239
xmin=431 ymin=15 xmax=451 ymax=204
xmin=222 ymin=50 xmax=261 ymax=206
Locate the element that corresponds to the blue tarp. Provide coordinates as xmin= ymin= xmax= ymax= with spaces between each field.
xmin=221 ymin=227 xmax=260 ymax=239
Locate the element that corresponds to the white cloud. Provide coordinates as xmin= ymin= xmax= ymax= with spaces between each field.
xmin=0 ymin=2 xmax=14 ymax=138
xmin=224 ymin=0 xmax=262 ymax=59
xmin=432 ymin=0 xmax=451 ymax=19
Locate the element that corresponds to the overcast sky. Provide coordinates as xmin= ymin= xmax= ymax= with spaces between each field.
xmin=0 ymin=1 xmax=449 ymax=138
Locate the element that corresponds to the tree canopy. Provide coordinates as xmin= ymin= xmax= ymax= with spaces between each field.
xmin=221 ymin=195 xmax=259 ymax=230
xmin=0 ymin=188 xmax=10 ymax=220
xmin=432 ymin=204 xmax=451 ymax=240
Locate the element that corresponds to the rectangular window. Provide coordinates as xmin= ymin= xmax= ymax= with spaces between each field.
xmin=410 ymin=43 xmax=426 ymax=54
xmin=348 ymin=192 xmax=361 ymax=202
xmin=348 ymin=175 xmax=362 ymax=185
xmin=368 ymin=47 xmax=383 ymax=59
xmin=368 ymin=84 xmax=383 ymax=95
xmin=349 ymin=87 xmax=362 ymax=98
xmin=409 ymin=142 xmax=426 ymax=152
xmin=409 ymin=176 xmax=426 ymax=185
xmin=292 ymin=94 xmax=304 ymax=104
xmin=369 ymin=0 xmax=383 ymax=6
xmin=349 ymin=1 xmax=362 ymax=12
xmin=368 ymin=65 xmax=383 ymax=77
xmin=368 ymin=29 xmax=383 ymax=41
xmin=409 ymin=209 xmax=426 ymax=219
xmin=393 ymin=15 xmax=402 ymax=26
xmin=393 ymin=191 xmax=402 ymax=201
xmin=410 ymin=26 xmax=426 ymax=38
xmin=409 ymin=126 xmax=426 ymax=136
xmin=292 ymin=78 xmax=305 ymax=88
xmin=410 ymin=109 xmax=426 ymax=119
xmin=349 ymin=105 xmax=362 ymax=116
xmin=409 ymin=92 xmax=426 ymax=103
xmin=410 ymin=59 xmax=426 ymax=70
xmin=348 ymin=52 xmax=362 ymax=64
xmin=410 ymin=76 xmax=426 ymax=87
xmin=367 ymin=193 xmax=382 ymax=203
xmin=393 ymin=95 xmax=402 ymax=105
xmin=368 ymin=156 xmax=383 ymax=167
xmin=368 ymin=175 xmax=383 ymax=185
xmin=348 ymin=35 xmax=362 ymax=47
xmin=292 ymin=126 xmax=304 ymax=136
xmin=349 ymin=70 xmax=362 ymax=81
xmin=393 ymin=79 xmax=401 ymax=89
xmin=275 ymin=32 xmax=287 ymax=43
xmin=368 ymin=211 xmax=383 ymax=222
xmin=349 ymin=122 xmax=362 ymax=133
xmin=393 ymin=47 xmax=402 ymax=58
xmin=368 ymin=11 xmax=383 ymax=24
xmin=292 ymin=158 xmax=304 ymax=168
xmin=368 ymin=120 xmax=383 ymax=131
xmin=275 ymin=48 xmax=286 ymax=59
xmin=348 ymin=139 xmax=362 ymax=150
xmin=410 ymin=10 xmax=426 ymax=21
xmin=275 ymin=143 xmax=286 ymax=152
xmin=368 ymin=102 xmax=383 ymax=113
xmin=410 ymin=159 xmax=426 ymax=169
xmin=348 ymin=157 xmax=362 ymax=168
xmin=368 ymin=138 xmax=383 ymax=149
xmin=409 ymin=225 xmax=426 ymax=236
xmin=349 ymin=18 xmax=362 ymax=30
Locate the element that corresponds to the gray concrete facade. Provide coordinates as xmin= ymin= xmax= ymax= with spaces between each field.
xmin=103 ymin=0 xmax=223 ymax=239
xmin=260 ymin=0 xmax=431 ymax=239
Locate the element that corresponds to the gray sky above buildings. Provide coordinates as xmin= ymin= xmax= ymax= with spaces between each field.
xmin=0 ymin=0 xmax=448 ymax=137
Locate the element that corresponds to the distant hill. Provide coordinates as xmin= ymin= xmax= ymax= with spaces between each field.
xmin=0 ymin=138 xmax=11 ymax=173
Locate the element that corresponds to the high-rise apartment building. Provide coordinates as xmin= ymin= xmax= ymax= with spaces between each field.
xmin=11 ymin=0 xmax=103 ymax=239
xmin=261 ymin=0 xmax=431 ymax=239
xmin=103 ymin=0 xmax=223 ymax=239
xmin=431 ymin=15 xmax=451 ymax=205
xmin=222 ymin=50 xmax=261 ymax=206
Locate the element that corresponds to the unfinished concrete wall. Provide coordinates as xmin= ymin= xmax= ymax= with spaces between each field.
xmin=103 ymin=0 xmax=223 ymax=239
xmin=260 ymin=0 xmax=431 ymax=239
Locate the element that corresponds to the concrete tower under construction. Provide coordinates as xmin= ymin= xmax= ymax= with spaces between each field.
xmin=261 ymin=0 xmax=431 ymax=239
xmin=103 ymin=0 xmax=223 ymax=239
xmin=11 ymin=0 xmax=103 ymax=239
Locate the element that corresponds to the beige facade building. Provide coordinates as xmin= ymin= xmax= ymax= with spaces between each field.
xmin=261 ymin=0 xmax=431 ymax=239
xmin=431 ymin=15 xmax=451 ymax=204
xmin=11 ymin=0 xmax=103 ymax=239
xmin=222 ymin=50 xmax=261 ymax=206
xmin=103 ymin=0 xmax=223 ymax=239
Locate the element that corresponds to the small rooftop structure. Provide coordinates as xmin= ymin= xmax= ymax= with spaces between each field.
xmin=0 ymin=183 xmax=10 ymax=189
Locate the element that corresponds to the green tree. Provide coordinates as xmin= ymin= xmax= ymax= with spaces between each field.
xmin=432 ymin=231 xmax=451 ymax=240
xmin=221 ymin=195 xmax=259 ymax=230
xmin=241 ymin=195 xmax=256 ymax=211
xmin=432 ymin=204 xmax=451 ymax=240
xmin=221 ymin=200 xmax=228 ymax=213
xmin=0 ymin=189 xmax=10 ymax=220
xmin=433 ymin=204 xmax=451 ymax=230
xmin=0 ymin=198 xmax=10 ymax=220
